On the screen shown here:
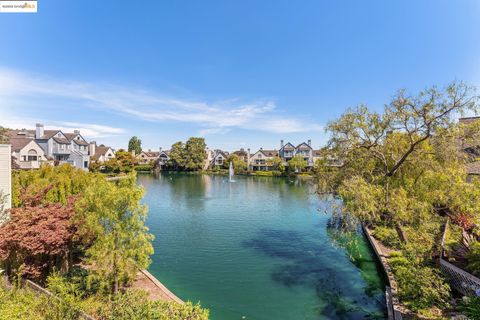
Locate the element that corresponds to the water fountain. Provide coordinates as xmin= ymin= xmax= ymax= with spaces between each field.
xmin=229 ymin=161 xmax=235 ymax=182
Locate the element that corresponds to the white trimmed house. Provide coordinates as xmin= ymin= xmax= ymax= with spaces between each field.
xmin=10 ymin=138 xmax=48 ymax=169
xmin=137 ymin=150 xmax=160 ymax=164
xmin=89 ymin=142 xmax=115 ymax=163
xmin=210 ymin=150 xmax=229 ymax=168
xmin=249 ymin=148 xmax=278 ymax=171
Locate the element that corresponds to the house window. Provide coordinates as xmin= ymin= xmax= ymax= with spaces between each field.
xmin=27 ymin=149 xmax=38 ymax=161
xmin=84 ymin=161 xmax=88 ymax=168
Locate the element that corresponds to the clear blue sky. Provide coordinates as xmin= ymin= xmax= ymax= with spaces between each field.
xmin=1 ymin=0 xmax=479 ymax=151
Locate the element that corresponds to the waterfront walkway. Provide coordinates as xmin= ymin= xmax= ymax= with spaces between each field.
xmin=131 ymin=269 xmax=184 ymax=304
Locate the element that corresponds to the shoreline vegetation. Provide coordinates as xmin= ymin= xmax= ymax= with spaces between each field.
xmin=315 ymin=82 xmax=480 ymax=319
xmin=0 ymin=165 xmax=209 ymax=320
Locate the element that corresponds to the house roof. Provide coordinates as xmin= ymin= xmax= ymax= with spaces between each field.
xmin=459 ymin=117 xmax=480 ymax=125
xmin=64 ymin=133 xmax=89 ymax=146
xmin=140 ymin=151 xmax=160 ymax=158
xmin=52 ymin=136 xmax=70 ymax=144
xmin=281 ymin=142 xmax=295 ymax=151
xmin=91 ymin=145 xmax=113 ymax=161
xmin=296 ymin=142 xmax=312 ymax=150
xmin=9 ymin=138 xmax=35 ymax=152
xmin=262 ymin=150 xmax=278 ymax=157
xmin=233 ymin=150 xmax=248 ymax=156
xmin=313 ymin=150 xmax=322 ymax=157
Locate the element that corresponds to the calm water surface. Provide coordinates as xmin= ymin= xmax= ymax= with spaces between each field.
xmin=138 ymin=173 xmax=386 ymax=320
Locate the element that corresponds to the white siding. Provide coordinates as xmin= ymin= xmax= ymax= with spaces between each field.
xmin=0 ymin=144 xmax=12 ymax=213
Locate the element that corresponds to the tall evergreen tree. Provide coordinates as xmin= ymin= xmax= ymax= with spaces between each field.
xmin=127 ymin=136 xmax=142 ymax=155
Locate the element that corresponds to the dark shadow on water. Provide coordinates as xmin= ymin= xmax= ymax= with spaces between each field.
xmin=242 ymin=228 xmax=386 ymax=319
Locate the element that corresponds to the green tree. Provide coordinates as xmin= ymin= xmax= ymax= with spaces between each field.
xmin=168 ymin=141 xmax=186 ymax=170
xmin=184 ymin=137 xmax=206 ymax=171
xmin=225 ymin=154 xmax=247 ymax=172
xmin=128 ymin=136 xmax=142 ymax=155
xmin=0 ymin=126 xmax=8 ymax=144
xmin=316 ymin=82 xmax=480 ymax=313
xmin=288 ymin=155 xmax=307 ymax=172
xmin=75 ymin=174 xmax=154 ymax=294
xmin=267 ymin=156 xmax=285 ymax=172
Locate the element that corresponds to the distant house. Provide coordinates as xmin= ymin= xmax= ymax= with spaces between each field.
xmin=10 ymin=138 xmax=47 ymax=169
xmin=89 ymin=142 xmax=115 ymax=163
xmin=157 ymin=150 xmax=170 ymax=166
xmin=9 ymin=124 xmax=90 ymax=170
xmin=249 ymin=148 xmax=278 ymax=171
xmin=210 ymin=150 xmax=229 ymax=168
xmin=278 ymin=140 xmax=322 ymax=167
xmin=138 ymin=150 xmax=160 ymax=164
xmin=232 ymin=148 xmax=250 ymax=166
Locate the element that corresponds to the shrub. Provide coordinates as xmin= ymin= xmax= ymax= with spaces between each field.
xmin=467 ymin=241 xmax=480 ymax=277
xmin=460 ymin=296 xmax=480 ymax=320
xmin=389 ymin=252 xmax=450 ymax=311
xmin=134 ymin=165 xmax=153 ymax=172
xmin=96 ymin=290 xmax=209 ymax=320
xmin=372 ymin=226 xmax=401 ymax=248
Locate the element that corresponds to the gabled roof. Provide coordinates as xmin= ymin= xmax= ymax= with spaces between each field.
xmin=233 ymin=150 xmax=248 ymax=156
xmin=37 ymin=130 xmax=62 ymax=140
xmin=280 ymin=142 xmax=295 ymax=151
xmin=251 ymin=149 xmax=278 ymax=158
xmin=91 ymin=145 xmax=114 ymax=161
xmin=9 ymin=138 xmax=38 ymax=152
xmin=64 ymin=133 xmax=89 ymax=146
xmin=140 ymin=151 xmax=160 ymax=158
xmin=52 ymin=136 xmax=70 ymax=144
xmin=296 ymin=142 xmax=312 ymax=151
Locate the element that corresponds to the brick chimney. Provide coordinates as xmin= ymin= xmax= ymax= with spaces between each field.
xmin=35 ymin=123 xmax=44 ymax=139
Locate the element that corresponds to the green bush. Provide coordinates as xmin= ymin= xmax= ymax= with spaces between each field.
xmin=252 ymin=171 xmax=273 ymax=177
xmin=467 ymin=241 xmax=480 ymax=277
xmin=372 ymin=226 xmax=401 ymax=248
xmin=460 ymin=296 xmax=480 ymax=320
xmin=388 ymin=252 xmax=450 ymax=311
xmin=97 ymin=290 xmax=209 ymax=320
xmin=134 ymin=164 xmax=153 ymax=172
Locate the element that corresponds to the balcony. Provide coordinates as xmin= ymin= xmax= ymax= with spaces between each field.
xmin=53 ymin=146 xmax=71 ymax=154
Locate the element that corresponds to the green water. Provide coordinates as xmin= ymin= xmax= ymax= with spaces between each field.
xmin=138 ymin=173 xmax=386 ymax=320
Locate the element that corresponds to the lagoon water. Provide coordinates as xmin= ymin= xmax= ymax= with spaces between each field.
xmin=138 ymin=173 xmax=386 ymax=320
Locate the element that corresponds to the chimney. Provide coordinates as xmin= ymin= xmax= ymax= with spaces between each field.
xmin=148 ymin=149 xmax=151 ymax=152
xmin=280 ymin=140 xmax=284 ymax=149
xmin=159 ymin=147 xmax=162 ymax=152
xmin=307 ymin=139 xmax=311 ymax=146
xmin=35 ymin=123 xmax=44 ymax=139
xmin=89 ymin=141 xmax=96 ymax=156
xmin=74 ymin=130 xmax=80 ymax=134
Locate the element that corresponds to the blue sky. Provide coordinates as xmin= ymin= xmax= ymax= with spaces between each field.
xmin=1 ymin=0 xmax=479 ymax=151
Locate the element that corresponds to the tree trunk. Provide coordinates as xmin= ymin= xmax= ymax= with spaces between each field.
xmin=395 ymin=222 xmax=408 ymax=244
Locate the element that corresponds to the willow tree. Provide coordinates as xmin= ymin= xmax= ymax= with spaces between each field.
xmin=317 ymin=82 xmax=479 ymax=244
xmin=75 ymin=174 xmax=154 ymax=294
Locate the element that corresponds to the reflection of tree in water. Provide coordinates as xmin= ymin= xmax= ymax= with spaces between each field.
xmin=243 ymin=227 xmax=386 ymax=319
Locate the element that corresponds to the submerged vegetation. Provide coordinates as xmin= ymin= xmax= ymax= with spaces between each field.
xmin=316 ymin=82 xmax=480 ymax=316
